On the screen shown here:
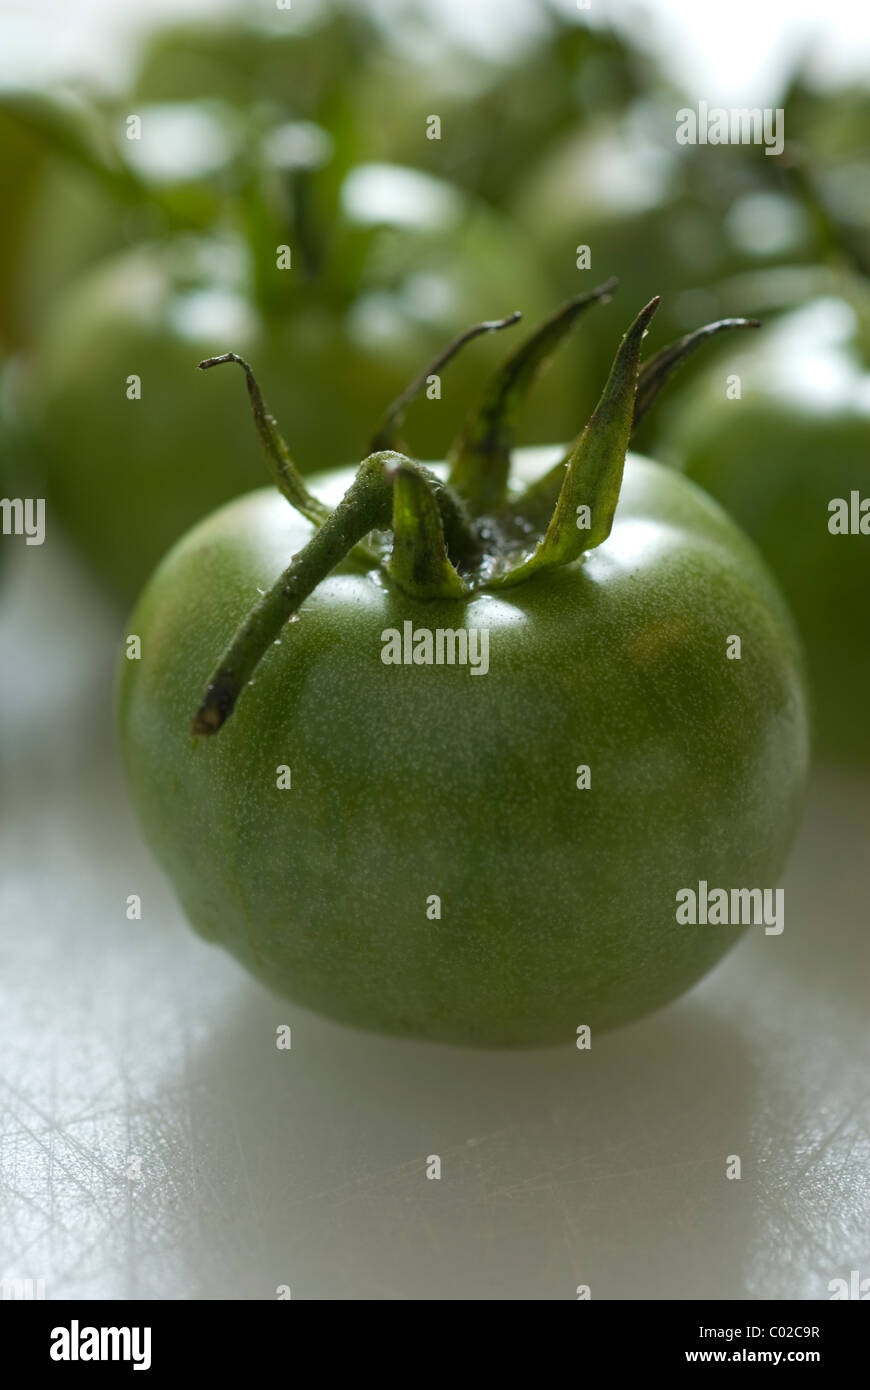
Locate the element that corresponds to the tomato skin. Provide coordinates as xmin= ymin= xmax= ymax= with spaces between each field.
xmin=666 ymin=302 xmax=870 ymax=765
xmin=119 ymin=449 xmax=809 ymax=1047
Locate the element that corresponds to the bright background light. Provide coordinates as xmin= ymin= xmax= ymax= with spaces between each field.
xmin=0 ymin=0 xmax=868 ymax=96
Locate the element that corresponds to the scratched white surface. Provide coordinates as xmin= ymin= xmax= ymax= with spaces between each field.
xmin=1 ymin=535 xmax=869 ymax=1302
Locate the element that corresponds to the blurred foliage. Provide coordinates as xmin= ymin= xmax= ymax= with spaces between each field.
xmin=0 ymin=106 xmax=48 ymax=356
xmin=353 ymin=6 xmax=649 ymax=205
xmin=778 ymin=69 xmax=870 ymax=279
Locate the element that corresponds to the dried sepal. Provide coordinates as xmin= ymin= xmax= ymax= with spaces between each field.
xmin=387 ymin=463 xmax=469 ymax=598
xmin=446 ymin=279 xmax=618 ymax=517
xmin=198 ymin=353 xmax=330 ymax=527
xmin=368 ymin=313 xmax=521 ymax=457
xmin=489 ymin=298 xmax=660 ymax=588
xmin=633 ymin=317 xmax=760 ymax=430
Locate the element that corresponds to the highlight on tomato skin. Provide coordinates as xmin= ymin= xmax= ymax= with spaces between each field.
xmin=118 ymin=293 xmax=810 ymax=1048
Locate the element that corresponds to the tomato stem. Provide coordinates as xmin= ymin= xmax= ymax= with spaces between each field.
xmin=446 ymin=278 xmax=618 ymax=517
xmin=191 ymin=452 xmax=398 ymax=735
xmin=193 ymin=294 xmax=766 ymax=736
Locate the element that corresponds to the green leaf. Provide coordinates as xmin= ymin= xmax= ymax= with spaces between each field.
xmin=0 ymin=88 xmax=139 ymax=195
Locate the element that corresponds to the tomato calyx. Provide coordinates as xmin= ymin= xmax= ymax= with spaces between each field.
xmin=191 ymin=288 xmax=759 ymax=736
xmin=443 ymin=279 xmax=618 ymax=514
xmin=197 ymin=351 xmax=331 ymax=527
xmin=513 ymin=313 xmax=761 ymax=535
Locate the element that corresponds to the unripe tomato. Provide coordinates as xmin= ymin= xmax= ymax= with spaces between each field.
xmin=511 ymin=115 xmax=817 ymax=416
xmin=119 ymin=445 xmax=809 ymax=1046
xmin=667 ymin=297 xmax=870 ymax=765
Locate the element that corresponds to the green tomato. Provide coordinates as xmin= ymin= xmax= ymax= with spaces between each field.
xmin=119 ymin=444 xmax=809 ymax=1046
xmin=12 ymin=99 xmax=238 ymax=338
xmin=511 ymin=117 xmax=816 ymax=418
xmin=19 ymin=240 xmax=271 ymax=600
xmin=667 ymin=297 xmax=870 ymax=765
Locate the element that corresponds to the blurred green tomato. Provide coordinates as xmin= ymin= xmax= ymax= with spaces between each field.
xmin=11 ymin=99 xmax=242 ymax=339
xmin=512 ymin=116 xmax=815 ymax=414
xmin=0 ymin=106 xmax=49 ymax=351
xmin=667 ymin=297 xmax=870 ymax=765
xmin=21 ymin=174 xmax=552 ymax=603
